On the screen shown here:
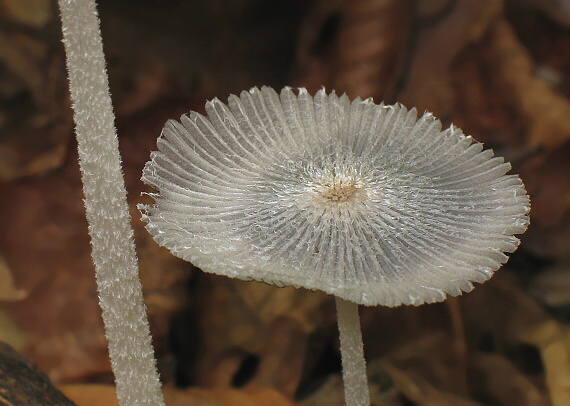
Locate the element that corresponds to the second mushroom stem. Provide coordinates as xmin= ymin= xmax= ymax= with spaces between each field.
xmin=335 ymin=297 xmax=371 ymax=406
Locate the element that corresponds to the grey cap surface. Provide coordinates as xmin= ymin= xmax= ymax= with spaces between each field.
xmin=140 ymin=86 xmax=530 ymax=306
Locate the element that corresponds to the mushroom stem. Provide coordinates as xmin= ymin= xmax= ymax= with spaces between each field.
xmin=335 ymin=297 xmax=371 ymax=406
xmin=58 ymin=0 xmax=164 ymax=404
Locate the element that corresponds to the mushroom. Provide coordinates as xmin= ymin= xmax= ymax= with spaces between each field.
xmin=141 ymin=86 xmax=530 ymax=405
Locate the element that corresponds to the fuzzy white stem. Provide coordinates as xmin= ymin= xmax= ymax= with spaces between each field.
xmin=336 ymin=297 xmax=370 ymax=406
xmin=58 ymin=0 xmax=165 ymax=404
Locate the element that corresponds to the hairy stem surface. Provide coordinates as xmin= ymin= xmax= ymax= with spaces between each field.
xmin=336 ymin=297 xmax=371 ymax=406
xmin=58 ymin=0 xmax=165 ymax=404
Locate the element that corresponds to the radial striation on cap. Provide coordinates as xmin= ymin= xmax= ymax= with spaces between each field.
xmin=140 ymin=86 xmax=530 ymax=307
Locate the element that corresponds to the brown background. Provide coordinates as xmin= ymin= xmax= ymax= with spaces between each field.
xmin=1 ymin=0 xmax=569 ymax=404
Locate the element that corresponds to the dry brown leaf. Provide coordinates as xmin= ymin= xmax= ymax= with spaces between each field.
xmin=242 ymin=383 xmax=296 ymax=406
xmin=0 ymin=167 xmax=113 ymax=383
xmin=518 ymin=321 xmax=570 ymax=406
xmin=171 ymin=385 xmax=293 ymax=406
xmin=0 ymin=0 xmax=52 ymax=27
xmin=518 ymin=146 xmax=570 ymax=259
xmin=380 ymin=359 xmax=481 ymax=406
xmin=298 ymin=374 xmax=344 ymax=406
xmin=59 ymin=384 xmax=118 ymax=406
xmin=463 ymin=273 xmax=570 ymax=405
xmin=61 ymin=384 xmax=294 ymax=406
xmin=514 ymin=0 xmax=570 ymax=26
xmin=398 ymin=0 xmax=502 ymax=115
xmin=0 ymin=254 xmax=27 ymax=301
xmin=195 ymin=276 xmax=329 ymax=392
xmin=230 ymin=280 xmax=328 ymax=334
xmin=531 ymin=263 xmax=570 ymax=307
xmin=0 ymin=0 xmax=73 ymax=182
xmin=487 ymin=20 xmax=570 ymax=149
xmin=462 ymin=272 xmax=552 ymax=349
xmin=249 ymin=317 xmax=307 ymax=398
xmin=0 ymin=311 xmax=27 ymax=351
xmin=0 ymin=32 xmax=44 ymax=107
xmin=334 ymin=0 xmax=410 ymax=99
xmin=380 ymin=331 xmax=472 ymax=400
xmin=470 ymin=353 xmax=549 ymax=406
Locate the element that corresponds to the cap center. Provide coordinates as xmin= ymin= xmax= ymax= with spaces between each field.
xmin=319 ymin=175 xmax=356 ymax=201
xmin=311 ymin=173 xmax=367 ymax=203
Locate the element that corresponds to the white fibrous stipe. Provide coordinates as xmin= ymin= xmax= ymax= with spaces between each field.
xmin=140 ymin=86 xmax=530 ymax=307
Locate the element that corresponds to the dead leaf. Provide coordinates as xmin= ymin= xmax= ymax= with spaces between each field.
xmin=59 ymin=384 xmax=118 ymax=406
xmin=298 ymin=374 xmax=344 ymax=406
xmin=398 ymin=0 xmax=502 ymax=115
xmin=518 ymin=321 xmax=570 ymax=406
xmin=0 ymin=311 xmax=27 ymax=350
xmin=61 ymin=383 xmax=295 ymax=406
xmin=195 ymin=276 xmax=329 ymax=392
xmin=470 ymin=353 xmax=549 ymax=406
xmin=380 ymin=359 xmax=481 ymax=406
xmin=513 ymin=0 xmax=570 ymax=27
xmin=518 ymin=146 xmax=570 ymax=259
xmin=488 ymin=20 xmax=570 ymax=150
xmin=0 ymin=166 xmax=113 ymax=383
xmin=169 ymin=385 xmax=294 ymax=406
xmin=334 ymin=0 xmax=410 ymax=99
xmin=0 ymin=0 xmax=73 ymax=182
xmin=0 ymin=254 xmax=27 ymax=301
xmin=531 ymin=263 xmax=570 ymax=307
xmin=1 ymin=0 xmax=52 ymax=28
xmin=380 ymin=331 xmax=472 ymax=401
xmin=250 ymin=317 xmax=307 ymax=398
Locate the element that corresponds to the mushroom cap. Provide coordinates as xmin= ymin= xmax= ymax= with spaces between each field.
xmin=140 ymin=86 xmax=530 ymax=307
